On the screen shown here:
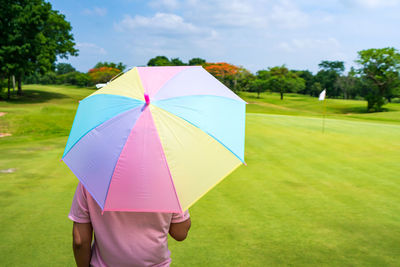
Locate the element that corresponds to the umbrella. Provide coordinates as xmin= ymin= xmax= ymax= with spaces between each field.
xmin=62 ymin=66 xmax=246 ymax=213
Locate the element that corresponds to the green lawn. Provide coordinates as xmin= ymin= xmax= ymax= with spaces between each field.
xmin=240 ymin=91 xmax=400 ymax=124
xmin=1 ymin=86 xmax=399 ymax=266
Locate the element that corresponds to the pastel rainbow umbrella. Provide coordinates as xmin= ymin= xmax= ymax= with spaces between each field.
xmin=62 ymin=66 xmax=246 ymax=213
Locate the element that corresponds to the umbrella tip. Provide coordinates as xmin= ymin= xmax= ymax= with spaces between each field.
xmin=144 ymin=94 xmax=150 ymax=105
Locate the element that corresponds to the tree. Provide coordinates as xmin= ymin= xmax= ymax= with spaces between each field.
xmin=315 ymin=60 xmax=345 ymax=98
xmin=170 ymin=58 xmax=186 ymax=66
xmin=147 ymin=56 xmax=171 ymax=66
xmin=0 ymin=0 xmax=77 ymax=97
xmin=310 ymin=82 xmax=323 ymax=97
xmin=0 ymin=0 xmax=18 ymax=98
xmin=147 ymin=56 xmax=190 ymax=66
xmin=94 ymin=62 xmax=126 ymax=71
xmin=334 ymin=68 xmax=360 ymax=99
xmin=39 ymin=8 xmax=77 ymax=71
xmin=356 ymin=47 xmax=400 ymax=111
xmin=203 ymin=62 xmax=239 ymax=78
xmin=56 ymin=63 xmax=76 ymax=75
xmin=256 ymin=70 xmax=270 ymax=80
xmin=203 ymin=62 xmax=240 ymax=89
xmin=265 ymin=66 xmax=305 ymax=100
xmin=188 ymin=57 xmax=206 ymax=66
xmin=39 ymin=72 xmax=57 ymax=84
xmin=318 ymin=60 xmax=345 ymax=74
xmin=293 ymin=70 xmax=314 ymax=95
xmin=250 ymin=79 xmax=268 ymax=98
xmin=235 ymin=67 xmax=255 ymax=92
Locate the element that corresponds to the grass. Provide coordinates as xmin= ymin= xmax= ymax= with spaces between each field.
xmin=239 ymin=91 xmax=400 ymax=124
xmin=0 ymin=86 xmax=399 ymax=266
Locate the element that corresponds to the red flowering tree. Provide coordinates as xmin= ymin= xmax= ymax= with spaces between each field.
xmin=204 ymin=62 xmax=252 ymax=91
xmin=88 ymin=66 xmax=121 ymax=85
xmin=203 ymin=62 xmax=239 ymax=78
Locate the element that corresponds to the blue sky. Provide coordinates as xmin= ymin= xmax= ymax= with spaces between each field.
xmin=49 ymin=0 xmax=400 ymax=73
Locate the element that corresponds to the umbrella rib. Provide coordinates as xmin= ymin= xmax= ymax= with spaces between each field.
xmin=153 ymin=94 xmax=246 ymax=104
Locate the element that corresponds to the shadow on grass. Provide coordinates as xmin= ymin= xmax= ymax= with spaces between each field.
xmin=240 ymin=93 xmax=271 ymax=100
xmin=339 ymin=106 xmax=370 ymax=114
xmin=336 ymin=106 xmax=395 ymax=114
xmin=0 ymin=89 xmax=68 ymax=104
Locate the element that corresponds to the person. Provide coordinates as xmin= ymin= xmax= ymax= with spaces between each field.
xmin=69 ymin=182 xmax=191 ymax=267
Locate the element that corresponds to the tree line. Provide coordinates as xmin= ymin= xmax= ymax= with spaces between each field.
xmin=24 ymin=62 xmax=127 ymax=87
xmin=143 ymin=52 xmax=400 ymax=112
xmin=16 ymin=47 xmax=400 ymax=111
xmin=10 ymin=49 xmax=400 ymax=112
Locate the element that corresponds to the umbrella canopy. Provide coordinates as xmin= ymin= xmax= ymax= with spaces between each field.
xmin=62 ymin=66 xmax=246 ymax=213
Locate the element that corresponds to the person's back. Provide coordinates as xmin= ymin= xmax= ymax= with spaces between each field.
xmin=69 ymin=183 xmax=191 ymax=267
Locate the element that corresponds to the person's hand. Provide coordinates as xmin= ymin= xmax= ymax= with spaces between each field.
xmin=169 ymin=218 xmax=191 ymax=241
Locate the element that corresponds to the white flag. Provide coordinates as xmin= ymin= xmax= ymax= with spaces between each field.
xmin=319 ymin=89 xmax=326 ymax=101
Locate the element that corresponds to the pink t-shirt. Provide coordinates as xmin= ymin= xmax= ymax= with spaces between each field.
xmin=68 ymin=183 xmax=190 ymax=267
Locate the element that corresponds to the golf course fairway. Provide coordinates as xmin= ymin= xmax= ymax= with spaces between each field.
xmin=0 ymin=85 xmax=399 ymax=266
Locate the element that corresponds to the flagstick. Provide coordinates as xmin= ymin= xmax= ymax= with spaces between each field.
xmin=322 ymin=98 xmax=326 ymax=133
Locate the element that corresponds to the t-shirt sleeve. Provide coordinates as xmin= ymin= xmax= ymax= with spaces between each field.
xmin=171 ymin=210 xmax=190 ymax=224
xmin=68 ymin=183 xmax=91 ymax=223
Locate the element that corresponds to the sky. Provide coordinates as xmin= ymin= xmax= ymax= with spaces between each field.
xmin=49 ymin=0 xmax=400 ymax=73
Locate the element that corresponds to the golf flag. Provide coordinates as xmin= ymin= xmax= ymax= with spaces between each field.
xmin=319 ymin=89 xmax=327 ymax=133
xmin=319 ymin=89 xmax=326 ymax=101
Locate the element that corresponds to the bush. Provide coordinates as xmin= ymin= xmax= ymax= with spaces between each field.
xmin=24 ymin=72 xmax=41 ymax=84
xmin=39 ymin=72 xmax=58 ymax=84
xmin=365 ymin=92 xmax=386 ymax=112
xmin=57 ymin=72 xmax=90 ymax=87
xmin=88 ymin=67 xmax=121 ymax=85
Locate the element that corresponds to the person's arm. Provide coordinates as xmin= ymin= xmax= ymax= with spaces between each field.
xmin=72 ymin=222 xmax=93 ymax=267
xmin=169 ymin=217 xmax=191 ymax=241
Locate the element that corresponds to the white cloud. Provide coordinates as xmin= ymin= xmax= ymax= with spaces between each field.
xmin=113 ymin=12 xmax=220 ymax=63
xmin=181 ymin=0 xmax=268 ymax=28
xmin=116 ymin=13 xmax=200 ymax=35
xmin=77 ymin=43 xmax=107 ymax=55
xmin=210 ymin=1 xmax=267 ymax=27
xmin=82 ymin=7 xmax=107 ymax=16
xmin=269 ymin=0 xmax=309 ymax=29
xmin=115 ymin=12 xmax=219 ymax=41
xmin=148 ymin=0 xmax=310 ymax=29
